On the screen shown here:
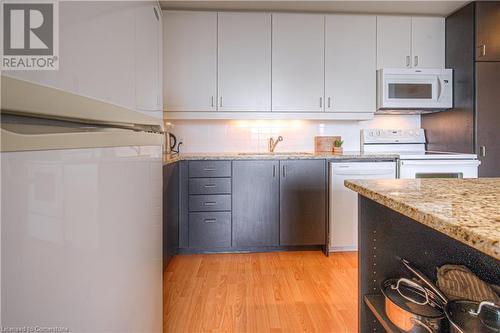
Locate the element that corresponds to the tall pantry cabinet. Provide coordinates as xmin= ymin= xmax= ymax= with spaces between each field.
xmin=422 ymin=2 xmax=500 ymax=177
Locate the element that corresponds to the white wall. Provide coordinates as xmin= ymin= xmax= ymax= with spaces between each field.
xmin=167 ymin=115 xmax=420 ymax=153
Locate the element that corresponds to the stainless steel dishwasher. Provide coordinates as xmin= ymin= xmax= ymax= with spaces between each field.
xmin=329 ymin=161 xmax=396 ymax=252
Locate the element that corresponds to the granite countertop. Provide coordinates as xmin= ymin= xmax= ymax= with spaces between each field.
xmin=345 ymin=178 xmax=500 ymax=260
xmin=163 ymin=151 xmax=398 ymax=165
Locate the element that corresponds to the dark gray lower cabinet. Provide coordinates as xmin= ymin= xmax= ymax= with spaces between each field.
xmin=232 ymin=160 xmax=279 ymax=247
xmin=188 ymin=212 xmax=231 ymax=248
xmin=280 ymin=160 xmax=326 ymax=246
xmin=179 ymin=158 xmax=327 ymax=252
xmin=163 ymin=162 xmax=179 ymax=267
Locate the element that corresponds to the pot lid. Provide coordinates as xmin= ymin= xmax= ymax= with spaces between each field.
xmin=382 ymin=279 xmax=444 ymax=318
xmin=446 ymin=300 xmax=499 ymax=333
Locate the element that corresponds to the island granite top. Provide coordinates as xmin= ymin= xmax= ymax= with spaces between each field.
xmin=345 ymin=178 xmax=500 ymax=260
xmin=163 ymin=151 xmax=398 ymax=165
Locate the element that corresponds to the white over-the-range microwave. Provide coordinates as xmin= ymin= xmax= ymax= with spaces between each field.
xmin=377 ymin=68 xmax=453 ymax=111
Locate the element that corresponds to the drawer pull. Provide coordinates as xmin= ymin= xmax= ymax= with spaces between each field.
xmin=203 ymin=168 xmax=215 ymax=171
xmin=204 ymin=201 xmax=217 ymax=206
xmin=204 ymin=218 xmax=217 ymax=223
xmin=204 ymin=184 xmax=217 ymax=188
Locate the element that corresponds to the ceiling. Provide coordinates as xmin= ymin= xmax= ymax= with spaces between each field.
xmin=159 ymin=1 xmax=470 ymax=16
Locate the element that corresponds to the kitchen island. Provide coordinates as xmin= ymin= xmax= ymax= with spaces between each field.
xmin=345 ymin=178 xmax=500 ymax=333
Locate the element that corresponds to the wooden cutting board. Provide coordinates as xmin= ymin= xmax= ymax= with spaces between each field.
xmin=315 ymin=136 xmax=341 ymax=152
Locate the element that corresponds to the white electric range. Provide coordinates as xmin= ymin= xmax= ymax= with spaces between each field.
xmin=361 ymin=129 xmax=480 ymax=178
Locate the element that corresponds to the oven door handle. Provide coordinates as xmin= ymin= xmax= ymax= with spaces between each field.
xmin=400 ymin=160 xmax=481 ymax=166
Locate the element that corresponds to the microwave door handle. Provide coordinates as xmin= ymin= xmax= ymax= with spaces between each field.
xmin=436 ymin=77 xmax=442 ymax=101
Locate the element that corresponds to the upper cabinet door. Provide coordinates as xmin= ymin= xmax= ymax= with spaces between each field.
xmin=218 ymin=13 xmax=271 ymax=112
xmin=377 ymin=16 xmax=412 ymax=69
xmin=164 ymin=11 xmax=217 ymax=112
xmin=476 ymin=2 xmax=500 ymax=62
xmin=135 ymin=4 xmax=162 ymax=115
xmin=411 ymin=17 xmax=445 ymax=68
xmin=325 ymin=15 xmax=376 ymax=113
xmin=272 ymin=13 xmax=325 ymax=112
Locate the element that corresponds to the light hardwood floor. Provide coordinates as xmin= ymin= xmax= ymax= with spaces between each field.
xmin=164 ymin=251 xmax=358 ymax=333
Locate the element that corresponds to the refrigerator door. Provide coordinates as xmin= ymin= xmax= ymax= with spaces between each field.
xmin=1 ymin=76 xmax=162 ymax=131
xmin=1 ymin=145 xmax=162 ymax=332
xmin=1 ymin=115 xmax=163 ymax=152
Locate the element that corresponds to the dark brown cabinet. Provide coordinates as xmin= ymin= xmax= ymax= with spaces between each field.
xmin=279 ymin=160 xmax=326 ymax=246
xmin=422 ymin=1 xmax=500 ymax=177
xmin=476 ymin=1 xmax=500 ymax=61
xmin=232 ymin=160 xmax=279 ymax=247
xmin=476 ymin=62 xmax=500 ymax=177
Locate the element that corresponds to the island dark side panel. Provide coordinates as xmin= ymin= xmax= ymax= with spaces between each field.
xmin=358 ymin=195 xmax=499 ymax=332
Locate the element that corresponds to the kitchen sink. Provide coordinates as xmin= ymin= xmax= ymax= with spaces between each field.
xmin=237 ymin=152 xmax=313 ymax=156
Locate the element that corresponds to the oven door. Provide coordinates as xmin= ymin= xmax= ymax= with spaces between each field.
xmin=399 ymin=160 xmax=480 ymax=179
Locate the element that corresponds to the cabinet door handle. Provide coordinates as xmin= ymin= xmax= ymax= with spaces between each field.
xmin=211 ymin=96 xmax=214 ymax=108
xmin=328 ymin=97 xmax=331 ymax=108
xmin=480 ymin=146 xmax=486 ymax=157
xmin=273 ymin=165 xmax=276 ymax=178
xmin=204 ymin=184 xmax=216 ymax=188
xmin=406 ymin=56 xmax=411 ymax=67
xmin=479 ymin=45 xmax=486 ymax=57
xmin=319 ymin=97 xmax=323 ymax=108
xmin=282 ymin=165 xmax=286 ymax=178
xmin=204 ymin=218 xmax=217 ymax=223
xmin=414 ymin=56 xmax=419 ymax=67
xmin=219 ymin=96 xmax=223 ymax=107
xmin=204 ymin=201 xmax=217 ymax=206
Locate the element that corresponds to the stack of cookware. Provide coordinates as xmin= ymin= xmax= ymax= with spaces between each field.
xmin=381 ymin=259 xmax=500 ymax=333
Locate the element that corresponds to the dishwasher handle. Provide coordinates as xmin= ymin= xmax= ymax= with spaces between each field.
xmin=332 ymin=169 xmax=395 ymax=176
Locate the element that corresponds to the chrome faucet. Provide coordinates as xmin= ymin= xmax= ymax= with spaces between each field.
xmin=269 ymin=136 xmax=283 ymax=153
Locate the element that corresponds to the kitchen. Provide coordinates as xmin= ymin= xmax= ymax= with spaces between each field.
xmin=1 ymin=1 xmax=499 ymax=333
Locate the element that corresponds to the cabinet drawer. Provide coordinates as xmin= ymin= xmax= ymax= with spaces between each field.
xmin=189 ymin=194 xmax=231 ymax=212
xmin=189 ymin=212 xmax=231 ymax=248
xmin=189 ymin=161 xmax=231 ymax=178
xmin=189 ymin=178 xmax=231 ymax=195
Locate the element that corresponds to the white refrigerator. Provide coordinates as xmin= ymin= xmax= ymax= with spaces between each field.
xmin=1 ymin=76 xmax=163 ymax=332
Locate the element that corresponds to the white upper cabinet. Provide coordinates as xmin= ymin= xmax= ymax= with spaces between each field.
xmin=135 ymin=4 xmax=162 ymax=114
xmin=272 ymin=13 xmax=325 ymax=112
xmin=376 ymin=16 xmax=412 ymax=69
xmin=163 ymin=11 xmax=217 ymax=112
xmin=325 ymin=15 xmax=376 ymax=113
xmin=377 ymin=15 xmax=445 ymax=69
xmin=411 ymin=17 xmax=445 ymax=68
xmin=217 ymin=12 xmax=271 ymax=112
